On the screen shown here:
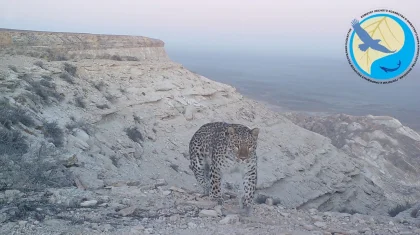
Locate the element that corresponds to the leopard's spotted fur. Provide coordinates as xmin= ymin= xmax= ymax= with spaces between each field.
xmin=189 ymin=122 xmax=259 ymax=214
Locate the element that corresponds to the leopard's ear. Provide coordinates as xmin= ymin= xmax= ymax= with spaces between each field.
xmin=251 ymin=128 xmax=259 ymax=138
xmin=227 ymin=127 xmax=235 ymax=135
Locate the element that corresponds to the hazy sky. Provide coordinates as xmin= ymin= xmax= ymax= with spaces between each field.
xmin=1 ymin=0 xmax=419 ymax=57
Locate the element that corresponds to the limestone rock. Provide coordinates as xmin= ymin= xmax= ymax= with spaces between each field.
xmin=314 ymin=221 xmax=327 ymax=229
xmin=219 ymin=214 xmax=240 ymax=224
xmin=118 ymin=206 xmax=137 ymax=216
xmin=80 ymin=200 xmax=97 ymax=207
xmin=199 ymin=209 xmax=218 ymax=217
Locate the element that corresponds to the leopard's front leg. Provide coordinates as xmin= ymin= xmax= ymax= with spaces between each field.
xmin=241 ymin=162 xmax=257 ymax=215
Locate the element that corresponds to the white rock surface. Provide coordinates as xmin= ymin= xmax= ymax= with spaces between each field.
xmin=80 ymin=200 xmax=98 ymax=207
xmin=0 ymin=50 xmax=407 ymax=216
xmin=285 ymin=112 xmax=420 ymax=204
xmin=199 ymin=209 xmax=219 ymax=218
xmin=0 ymin=30 xmax=419 ymax=235
xmin=219 ymin=214 xmax=240 ymax=224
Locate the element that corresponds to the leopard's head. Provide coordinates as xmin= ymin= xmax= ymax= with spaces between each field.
xmin=227 ymin=126 xmax=259 ymax=162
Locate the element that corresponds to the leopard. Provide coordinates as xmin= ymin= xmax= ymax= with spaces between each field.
xmin=189 ymin=122 xmax=260 ymax=215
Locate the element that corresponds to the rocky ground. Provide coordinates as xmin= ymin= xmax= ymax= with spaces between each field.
xmin=1 ymin=181 xmax=420 ymax=235
xmin=1 ymin=30 xmax=420 ymax=234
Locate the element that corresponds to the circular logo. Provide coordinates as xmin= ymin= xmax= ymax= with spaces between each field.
xmin=345 ymin=9 xmax=419 ymax=84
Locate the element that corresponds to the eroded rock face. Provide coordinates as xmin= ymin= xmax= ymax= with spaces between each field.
xmin=254 ymin=133 xmax=392 ymax=216
xmin=1 ymin=30 xmax=419 ymax=222
xmin=284 ymin=112 xmax=420 ymax=204
xmin=0 ymin=29 xmax=168 ymax=61
xmin=0 ymin=53 xmax=398 ymax=216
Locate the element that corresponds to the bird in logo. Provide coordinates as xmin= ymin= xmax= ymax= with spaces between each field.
xmin=351 ymin=19 xmax=396 ymax=53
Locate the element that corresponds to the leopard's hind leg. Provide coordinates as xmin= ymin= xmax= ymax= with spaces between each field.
xmin=189 ymin=148 xmax=211 ymax=195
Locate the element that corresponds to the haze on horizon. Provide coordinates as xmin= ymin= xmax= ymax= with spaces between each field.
xmin=1 ymin=0 xmax=418 ymax=57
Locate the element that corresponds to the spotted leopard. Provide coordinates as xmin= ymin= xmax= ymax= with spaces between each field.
xmin=189 ymin=122 xmax=260 ymax=214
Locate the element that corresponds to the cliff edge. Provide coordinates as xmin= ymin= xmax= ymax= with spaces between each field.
xmin=0 ymin=29 xmax=168 ymax=61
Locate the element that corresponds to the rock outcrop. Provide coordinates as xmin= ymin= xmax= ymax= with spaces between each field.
xmin=284 ymin=112 xmax=420 ymax=205
xmin=0 ymin=29 xmax=168 ymax=61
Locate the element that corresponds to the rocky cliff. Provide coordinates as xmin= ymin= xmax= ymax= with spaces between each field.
xmin=0 ymin=29 xmax=167 ymax=61
xmin=1 ymin=30 xmax=420 ymax=234
xmin=284 ymin=112 xmax=420 ymax=205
